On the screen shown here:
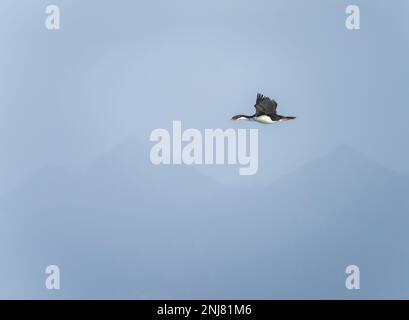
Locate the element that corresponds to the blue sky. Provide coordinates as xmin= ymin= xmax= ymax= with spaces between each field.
xmin=0 ymin=0 xmax=408 ymax=192
xmin=0 ymin=0 xmax=409 ymax=299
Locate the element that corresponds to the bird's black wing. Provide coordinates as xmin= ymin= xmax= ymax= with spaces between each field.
xmin=255 ymin=93 xmax=278 ymax=116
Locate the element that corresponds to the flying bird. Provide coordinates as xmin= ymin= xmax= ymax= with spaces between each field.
xmin=232 ymin=93 xmax=296 ymax=124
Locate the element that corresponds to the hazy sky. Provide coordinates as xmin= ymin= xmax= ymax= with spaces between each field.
xmin=0 ymin=0 xmax=408 ymax=192
xmin=1 ymin=0 xmax=409 ymax=300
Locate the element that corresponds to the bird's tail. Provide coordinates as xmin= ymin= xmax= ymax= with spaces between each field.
xmin=281 ymin=116 xmax=296 ymax=120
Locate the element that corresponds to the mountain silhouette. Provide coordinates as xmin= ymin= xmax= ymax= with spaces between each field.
xmin=0 ymin=144 xmax=408 ymax=299
xmin=200 ymin=145 xmax=409 ymax=299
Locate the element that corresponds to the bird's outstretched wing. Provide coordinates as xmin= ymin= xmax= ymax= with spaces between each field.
xmin=255 ymin=93 xmax=278 ymax=116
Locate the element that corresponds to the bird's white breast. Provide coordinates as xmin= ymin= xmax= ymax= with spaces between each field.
xmin=254 ymin=115 xmax=278 ymax=124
